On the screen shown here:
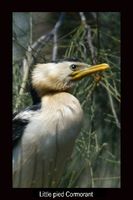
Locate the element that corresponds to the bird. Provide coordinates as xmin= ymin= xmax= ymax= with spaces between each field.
xmin=13 ymin=58 xmax=110 ymax=188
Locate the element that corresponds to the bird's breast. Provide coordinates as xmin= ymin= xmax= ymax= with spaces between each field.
xmin=41 ymin=92 xmax=83 ymax=133
xmin=22 ymin=92 xmax=83 ymax=153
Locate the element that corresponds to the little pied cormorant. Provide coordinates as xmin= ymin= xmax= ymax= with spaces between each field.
xmin=13 ymin=58 xmax=110 ymax=188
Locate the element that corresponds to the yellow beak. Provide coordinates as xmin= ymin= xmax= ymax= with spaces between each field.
xmin=71 ymin=63 xmax=110 ymax=80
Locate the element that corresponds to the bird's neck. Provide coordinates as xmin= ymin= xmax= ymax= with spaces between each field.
xmin=41 ymin=92 xmax=81 ymax=111
xmin=37 ymin=88 xmax=71 ymax=98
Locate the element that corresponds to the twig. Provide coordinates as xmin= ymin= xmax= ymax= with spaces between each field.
xmin=15 ymin=48 xmax=33 ymax=111
xmin=52 ymin=12 xmax=65 ymax=61
xmin=88 ymin=160 xmax=95 ymax=187
xmin=79 ymin=12 xmax=97 ymax=64
xmin=107 ymin=90 xmax=120 ymax=129
xmin=100 ymin=81 xmax=120 ymax=103
xmin=101 ymin=81 xmax=120 ymax=129
xmin=96 ymin=12 xmax=100 ymax=61
xmin=31 ymin=12 xmax=65 ymax=61
xmin=29 ymin=12 xmax=33 ymax=46
xmin=31 ymin=32 xmax=53 ymax=57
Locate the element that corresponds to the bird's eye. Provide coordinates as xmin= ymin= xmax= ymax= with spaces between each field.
xmin=70 ymin=64 xmax=77 ymax=71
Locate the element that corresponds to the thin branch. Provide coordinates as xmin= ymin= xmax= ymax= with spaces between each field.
xmin=29 ymin=12 xmax=33 ymax=46
xmin=52 ymin=32 xmax=57 ymax=61
xmin=100 ymin=81 xmax=120 ymax=103
xmin=31 ymin=32 xmax=53 ymax=55
xmin=15 ymin=48 xmax=32 ymax=111
xmin=101 ymin=81 xmax=120 ymax=129
xmin=96 ymin=12 xmax=100 ymax=62
xmin=52 ymin=12 xmax=65 ymax=61
xmin=79 ymin=12 xmax=97 ymax=64
xmin=107 ymin=90 xmax=120 ymax=129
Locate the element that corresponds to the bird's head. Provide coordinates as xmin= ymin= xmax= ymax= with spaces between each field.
xmin=32 ymin=59 xmax=110 ymax=96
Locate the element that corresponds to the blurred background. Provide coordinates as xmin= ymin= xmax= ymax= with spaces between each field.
xmin=13 ymin=12 xmax=120 ymax=188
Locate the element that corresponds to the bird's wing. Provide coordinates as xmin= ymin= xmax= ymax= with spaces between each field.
xmin=13 ymin=103 xmax=41 ymax=147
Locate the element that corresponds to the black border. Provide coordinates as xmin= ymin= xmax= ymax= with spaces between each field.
xmin=0 ymin=1 xmax=130 ymax=199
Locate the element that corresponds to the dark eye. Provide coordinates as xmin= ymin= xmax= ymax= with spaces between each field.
xmin=70 ymin=64 xmax=77 ymax=71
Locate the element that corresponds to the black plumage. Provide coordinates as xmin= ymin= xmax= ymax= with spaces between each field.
xmin=13 ymin=103 xmax=41 ymax=147
xmin=13 ymin=118 xmax=29 ymax=146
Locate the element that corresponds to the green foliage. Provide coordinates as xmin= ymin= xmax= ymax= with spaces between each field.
xmin=13 ymin=63 xmax=32 ymax=111
xmin=59 ymin=12 xmax=120 ymax=188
